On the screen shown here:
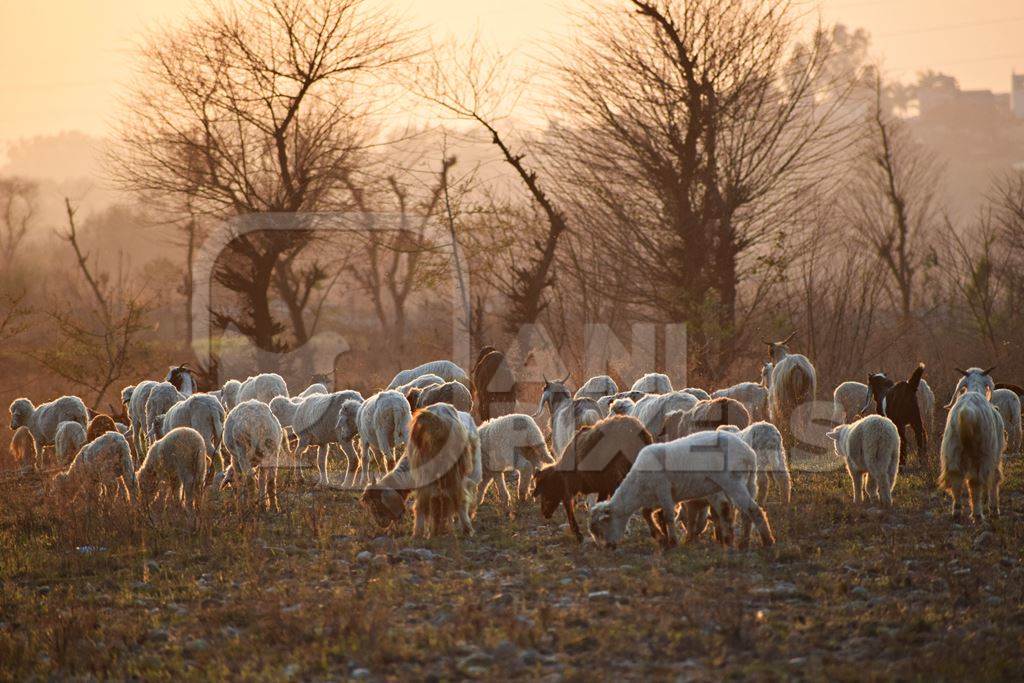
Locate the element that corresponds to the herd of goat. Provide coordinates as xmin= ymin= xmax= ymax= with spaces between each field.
xmin=6 ymin=335 xmax=1024 ymax=548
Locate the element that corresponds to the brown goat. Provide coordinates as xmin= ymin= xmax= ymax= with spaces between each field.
xmin=407 ymin=405 xmax=475 ymax=538
xmin=86 ymin=414 xmax=119 ymax=442
xmin=9 ymin=426 xmax=37 ymax=472
xmin=532 ymin=415 xmax=658 ymax=542
xmin=472 ymin=348 xmax=517 ymax=421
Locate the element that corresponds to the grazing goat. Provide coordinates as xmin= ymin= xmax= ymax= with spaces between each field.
xmin=156 ymin=393 xmax=226 ymax=468
xmin=54 ymin=421 xmax=87 ymax=467
xmin=534 ymin=377 xmax=601 ymax=456
xmin=826 ymin=415 xmax=900 ymax=507
xmin=360 ymin=455 xmax=413 ymax=528
xmin=662 ymin=397 xmax=750 ymax=441
xmin=719 ymin=422 xmax=791 ymax=505
xmin=415 ymin=381 xmax=474 ymax=413
xmin=631 ymin=373 xmax=672 ymax=394
xmin=407 ymin=404 xmax=476 ymax=538
xmin=532 ymin=415 xmax=654 ymax=542
xmin=477 ymin=413 xmax=552 ymax=512
xmin=222 ymin=400 xmax=283 ymax=511
xmin=473 ymin=348 xmax=517 ymax=421
xmin=713 ymin=382 xmax=769 ymax=422
xmin=995 ymin=382 xmax=1024 ymax=398
xmin=221 ymin=379 xmax=243 ymax=410
xmin=9 ymin=426 xmax=37 ymax=472
xmin=630 ymin=391 xmax=698 ymax=442
xmin=291 ymin=390 xmax=363 ymax=486
xmin=50 ymin=432 xmax=137 ymax=504
xmin=990 ymin=388 xmax=1022 ymax=456
xmin=9 ymin=395 xmax=88 ymax=451
xmin=144 ymin=382 xmax=184 ymax=444
xmin=765 ymin=333 xmax=817 ymax=454
xmin=863 ymin=364 xmax=928 ymax=466
xmin=387 ymin=360 xmax=471 ymax=392
xmin=588 ymin=430 xmax=775 ymax=549
xmin=136 ymin=427 xmax=207 ymax=515
xmin=575 ymin=375 xmax=618 ymax=400
xmin=940 ymin=367 xmax=1003 ymax=522
xmin=334 ymin=399 xmax=365 ymax=485
xmin=683 ymin=388 xmax=711 ymax=401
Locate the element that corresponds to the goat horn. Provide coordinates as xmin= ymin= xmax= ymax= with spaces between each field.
xmin=782 ymin=330 xmax=796 ymax=344
xmin=955 ymin=367 xmax=968 ymax=376
xmin=983 ymin=366 xmax=996 ymax=376
xmin=542 ymin=374 xmax=549 ymax=386
xmin=559 ymin=372 xmax=571 ymax=384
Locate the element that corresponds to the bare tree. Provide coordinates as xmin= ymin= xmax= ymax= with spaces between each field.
xmin=547 ymin=0 xmax=858 ymax=376
xmin=417 ymin=37 xmax=570 ymax=337
xmin=0 ymin=177 xmax=37 ymax=268
xmin=111 ymin=0 xmax=409 ymax=366
xmin=31 ymin=200 xmax=152 ymax=409
xmin=846 ymin=74 xmax=942 ymax=319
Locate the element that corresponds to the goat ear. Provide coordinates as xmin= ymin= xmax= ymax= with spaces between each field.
xmin=825 ymin=429 xmax=839 ymax=441
xmin=983 ymin=366 xmax=996 ymax=376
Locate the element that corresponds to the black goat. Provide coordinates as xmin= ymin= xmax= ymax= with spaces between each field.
xmin=862 ymin=363 xmax=927 ymax=466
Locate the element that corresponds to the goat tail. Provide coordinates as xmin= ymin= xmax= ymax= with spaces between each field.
xmin=908 ymin=363 xmax=925 ymax=391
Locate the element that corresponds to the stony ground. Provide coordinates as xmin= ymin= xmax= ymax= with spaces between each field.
xmin=1 ymin=458 xmax=1023 ymax=681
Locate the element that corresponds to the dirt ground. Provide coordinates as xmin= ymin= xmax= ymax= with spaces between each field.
xmin=1 ymin=459 xmax=1022 ymax=681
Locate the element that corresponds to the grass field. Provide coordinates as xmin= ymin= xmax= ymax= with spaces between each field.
xmin=1 ymin=459 xmax=1022 ymax=680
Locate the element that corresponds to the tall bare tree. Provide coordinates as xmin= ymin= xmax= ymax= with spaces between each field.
xmin=417 ymin=37 xmax=570 ymax=337
xmin=846 ymin=74 xmax=942 ymax=319
xmin=548 ymin=0 xmax=856 ymax=375
xmin=112 ymin=0 xmax=409 ymax=366
xmin=32 ymin=201 xmax=152 ymax=409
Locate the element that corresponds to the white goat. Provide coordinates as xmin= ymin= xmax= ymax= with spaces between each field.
xmin=630 ymin=391 xmax=698 ymax=442
xmin=292 ymin=390 xmax=364 ymax=486
xmin=222 ymin=400 xmax=283 ymax=511
xmin=144 ymin=382 xmax=184 ymax=444
xmin=237 ymin=373 xmax=289 ymax=404
xmin=826 ymin=415 xmax=900 ymax=507
xmin=356 ymin=390 xmax=412 ymax=471
xmin=719 ymin=422 xmax=791 ymax=504
xmin=766 ymin=335 xmax=817 ymax=454
xmin=630 ymin=373 xmax=673 ymax=395
xmin=534 ymin=379 xmax=601 ymax=456
xmin=575 ymin=375 xmax=618 ymax=400
xmin=137 ymin=426 xmax=207 ymax=515
xmin=831 ymin=381 xmax=868 ymax=424
xmin=9 ymin=395 xmax=88 ymax=451
xmin=157 ymin=393 xmax=226 ymax=466
xmin=940 ymin=367 xmax=1004 ymax=523
xmin=50 ymin=431 xmax=137 ymax=504
xmin=477 ymin=413 xmax=553 ymax=511
xmin=54 ymin=421 xmax=87 ymax=467
xmin=713 ymin=382 xmax=769 ymax=422
xmin=387 ymin=361 xmax=470 ymax=391
xmin=990 ymin=388 xmax=1022 ymax=456
xmin=588 ymin=430 xmax=775 ymax=549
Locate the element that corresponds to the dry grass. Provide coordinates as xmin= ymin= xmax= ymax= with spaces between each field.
xmin=1 ymin=460 xmax=1023 ymax=680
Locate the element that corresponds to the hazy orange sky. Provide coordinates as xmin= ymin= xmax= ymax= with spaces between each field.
xmin=2 ymin=0 xmax=1024 ymax=149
